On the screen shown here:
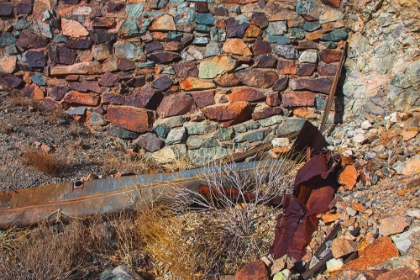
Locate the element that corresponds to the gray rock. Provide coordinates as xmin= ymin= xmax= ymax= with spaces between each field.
xmin=65 ymin=107 xmax=86 ymax=116
xmin=216 ymin=127 xmax=234 ymax=141
xmin=126 ymin=3 xmax=144 ymax=19
xmin=114 ymin=42 xmax=144 ymax=59
xmin=205 ymin=42 xmax=222 ymax=57
xmin=155 ymin=115 xmax=186 ymax=128
xmin=119 ymin=20 xmax=140 ymax=38
xmin=153 ymin=125 xmax=170 ymax=138
xmin=188 ymin=147 xmax=229 ymax=166
xmin=89 ymin=112 xmax=107 ymax=126
xmin=202 ymin=138 xmax=219 ymax=148
xmin=258 ymin=115 xmax=284 ymax=127
xmin=391 ymin=227 xmax=420 ymax=254
xmin=31 ymin=74 xmax=47 ymax=86
xmin=108 ymin=125 xmax=140 ymax=139
xmin=165 ymin=127 xmax=187 ymax=145
xmin=274 ymin=45 xmax=299 ymax=60
xmin=274 ymin=118 xmax=305 ymax=137
xmin=186 ymin=137 xmax=204 ymax=149
xmin=184 ymin=122 xmax=218 ymax=135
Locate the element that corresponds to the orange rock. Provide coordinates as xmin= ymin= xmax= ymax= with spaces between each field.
xmin=320 ymin=49 xmax=342 ymax=64
xmin=222 ymin=39 xmax=252 ymax=56
xmin=337 ymin=165 xmax=358 ymax=190
xmin=352 ymin=203 xmax=366 ymax=213
xmin=282 ymin=91 xmax=315 ymax=107
xmin=0 ymin=55 xmax=16 ymax=73
xmin=273 ymin=147 xmax=290 ymax=154
xmin=397 ymin=189 xmax=410 ymax=196
xmin=153 ymin=32 xmax=167 ymax=41
xmin=245 ymin=24 xmax=262 ymax=37
xmin=305 ymin=30 xmax=323 ymax=40
xmin=378 ymin=216 xmax=411 ymax=236
xmin=149 ymin=15 xmax=176 ymax=31
xmin=179 ymin=77 xmax=216 ymax=91
xmin=322 ymin=213 xmax=340 ymax=223
xmin=331 ymin=237 xmax=357 ymax=258
xmin=341 ymin=237 xmax=399 ymax=271
xmin=293 ymin=107 xmax=318 ymax=119
xmin=376 ymin=267 xmax=420 ymax=280
xmin=202 ymin=102 xmax=252 ymax=124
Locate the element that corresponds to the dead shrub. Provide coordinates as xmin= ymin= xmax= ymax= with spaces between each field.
xmin=137 ymin=154 xmax=304 ymax=279
xmin=21 ymin=148 xmax=65 ymax=176
xmin=0 ymin=221 xmax=86 ymax=280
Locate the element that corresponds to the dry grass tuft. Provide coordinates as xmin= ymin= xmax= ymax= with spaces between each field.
xmin=21 ymin=147 xmax=66 ymax=176
xmin=137 ymin=154 xmax=305 ymax=279
xmin=0 ymin=222 xmax=86 ymax=280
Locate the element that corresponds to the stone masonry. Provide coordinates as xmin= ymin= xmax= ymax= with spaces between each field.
xmin=1 ymin=0 xmax=350 ymax=165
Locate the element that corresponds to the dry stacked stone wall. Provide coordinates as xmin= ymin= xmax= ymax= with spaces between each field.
xmin=0 ymin=0 xmax=347 ymax=165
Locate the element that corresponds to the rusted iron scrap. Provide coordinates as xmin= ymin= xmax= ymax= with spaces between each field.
xmin=269 ymin=121 xmax=342 ymax=261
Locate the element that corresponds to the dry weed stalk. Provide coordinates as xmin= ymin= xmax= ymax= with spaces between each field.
xmin=137 ymin=152 xmax=304 ymax=279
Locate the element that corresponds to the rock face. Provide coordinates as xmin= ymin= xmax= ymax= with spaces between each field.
xmin=235 ymin=69 xmax=279 ymax=88
xmin=157 ymin=93 xmax=194 ymax=118
xmin=235 ymin=260 xmax=269 ymax=280
xmin=202 ymin=102 xmax=252 ymax=126
xmin=198 ymin=55 xmax=236 ymax=79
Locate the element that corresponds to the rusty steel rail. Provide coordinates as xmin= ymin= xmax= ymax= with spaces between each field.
xmin=0 ymin=160 xmax=280 ymax=228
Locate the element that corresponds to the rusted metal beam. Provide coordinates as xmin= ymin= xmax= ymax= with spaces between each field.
xmin=0 ymin=161 xmax=281 ymax=228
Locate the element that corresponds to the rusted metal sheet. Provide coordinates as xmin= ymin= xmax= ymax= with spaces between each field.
xmin=269 ymin=121 xmax=341 ymax=261
xmin=0 ymin=161 xmax=278 ymax=228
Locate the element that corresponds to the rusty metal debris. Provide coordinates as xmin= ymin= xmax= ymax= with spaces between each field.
xmin=0 ymin=160 xmax=281 ymax=228
xmin=269 ymin=121 xmax=341 ymax=261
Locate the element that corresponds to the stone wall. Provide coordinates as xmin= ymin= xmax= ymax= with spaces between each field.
xmin=343 ymin=0 xmax=420 ymax=119
xmin=0 ymin=0 xmax=348 ymax=165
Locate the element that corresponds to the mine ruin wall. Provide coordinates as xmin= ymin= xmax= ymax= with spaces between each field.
xmin=0 ymin=0 xmax=418 ymax=166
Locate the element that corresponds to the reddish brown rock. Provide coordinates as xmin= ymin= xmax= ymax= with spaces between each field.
xmin=277 ymin=60 xmax=297 ymax=75
xmin=127 ymin=76 xmax=146 ymax=88
xmin=195 ymin=2 xmax=209 ymax=13
xmin=341 ymin=237 xmax=399 ymax=271
xmin=157 ymin=92 xmax=194 ymax=118
xmin=145 ymin=41 xmax=163 ymax=54
xmin=337 ymin=165 xmax=358 ymax=190
xmin=252 ymin=107 xmax=282 ymax=120
xmin=223 ymin=39 xmax=252 ymax=56
xmin=320 ymin=49 xmax=342 ymax=64
xmin=296 ymin=41 xmax=318 ymax=50
xmin=191 ymin=90 xmax=215 ymax=108
xmin=92 ymin=18 xmax=115 ymax=28
xmin=235 ymin=260 xmax=269 ymax=280
xmin=253 ymin=40 xmax=271 ymax=56
xmin=52 ymin=46 xmax=76 ymax=65
xmin=290 ymin=78 xmax=332 ymax=94
xmin=230 ymin=87 xmax=265 ymax=103
xmin=117 ymin=58 xmax=135 ymax=71
xmin=147 ymin=52 xmax=180 ymax=64
xmin=70 ymin=81 xmax=101 ymax=93
xmin=320 ymin=0 xmax=340 ymax=8
xmin=266 ymin=92 xmax=279 ymax=106
xmin=17 ymin=30 xmax=49 ymax=49
xmin=282 ymin=92 xmax=315 ymax=107
xmin=101 ymin=93 xmax=125 ymax=105
xmin=214 ymin=73 xmax=241 ymax=87
xmin=65 ymin=38 xmax=92 ymax=50
xmin=165 ymin=41 xmax=182 ymax=51
xmin=134 ymin=133 xmax=164 ymax=153
xmin=202 ymin=102 xmax=252 ymax=126
xmin=48 ymin=86 xmax=69 ymax=100
xmin=297 ymin=64 xmax=316 ymax=76
xmin=126 ymin=87 xmax=163 ymax=110
xmin=107 ymin=105 xmax=154 ymax=133
xmin=26 ymin=51 xmax=47 ymax=68
xmin=317 ymin=64 xmax=338 ymax=76
xmin=272 ymin=76 xmax=289 ymax=92
xmin=0 ymin=73 xmax=23 ymax=88
xmin=255 ymin=54 xmax=277 ymax=68
xmin=235 ymin=69 xmax=279 ymax=88
xmin=99 ymin=72 xmax=119 ymax=87
xmin=180 ymin=77 xmax=216 ymax=91
xmin=376 ymin=267 xmax=419 ymax=280
xmin=173 ymin=61 xmax=198 ymax=78
xmin=64 ymin=91 xmax=100 ymax=106
xmin=23 ymin=84 xmax=44 ymax=100
xmin=90 ymin=31 xmax=116 ymax=44
xmin=250 ymin=12 xmax=269 ymax=29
